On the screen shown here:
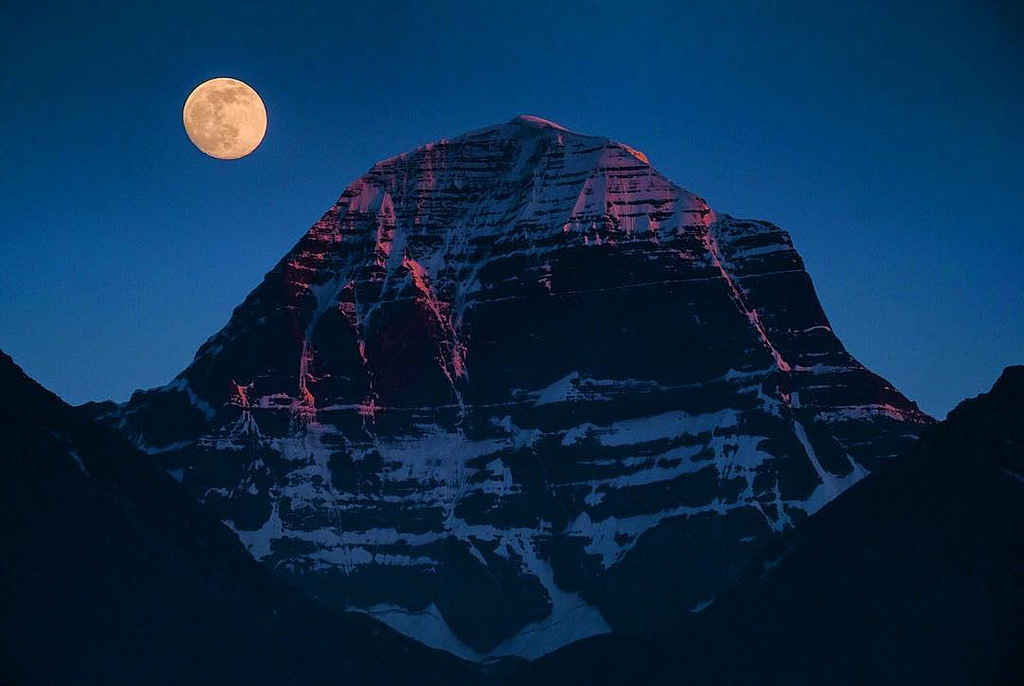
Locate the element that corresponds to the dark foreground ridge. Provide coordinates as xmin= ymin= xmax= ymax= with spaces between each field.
xmin=0 ymin=350 xmax=474 ymax=686
xmin=514 ymin=366 xmax=1024 ymax=685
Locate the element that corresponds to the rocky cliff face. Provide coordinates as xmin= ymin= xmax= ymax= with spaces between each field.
xmin=98 ymin=116 xmax=931 ymax=659
xmin=518 ymin=368 xmax=1024 ymax=685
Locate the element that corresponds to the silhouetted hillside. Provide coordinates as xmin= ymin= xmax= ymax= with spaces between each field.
xmin=0 ymin=351 xmax=475 ymax=686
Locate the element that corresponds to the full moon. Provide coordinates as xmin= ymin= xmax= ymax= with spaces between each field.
xmin=183 ymin=78 xmax=267 ymax=160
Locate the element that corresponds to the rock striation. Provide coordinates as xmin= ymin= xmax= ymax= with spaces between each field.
xmin=97 ymin=116 xmax=932 ymax=659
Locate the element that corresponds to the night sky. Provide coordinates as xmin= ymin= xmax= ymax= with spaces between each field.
xmin=1 ymin=0 xmax=1021 ymax=417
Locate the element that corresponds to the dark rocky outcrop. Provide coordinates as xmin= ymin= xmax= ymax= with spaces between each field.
xmin=0 ymin=351 xmax=474 ymax=685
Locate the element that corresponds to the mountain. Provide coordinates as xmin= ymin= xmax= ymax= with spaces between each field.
xmin=0 ymin=351 xmax=474 ymax=685
xmin=92 ymin=115 xmax=932 ymax=659
xmin=516 ymin=366 xmax=1024 ymax=685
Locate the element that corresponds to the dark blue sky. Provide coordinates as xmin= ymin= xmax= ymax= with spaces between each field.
xmin=1 ymin=0 xmax=1021 ymax=417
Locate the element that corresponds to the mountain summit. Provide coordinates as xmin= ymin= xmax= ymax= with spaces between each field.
xmin=97 ymin=117 xmax=931 ymax=659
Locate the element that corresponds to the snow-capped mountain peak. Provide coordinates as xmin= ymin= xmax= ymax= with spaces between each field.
xmin=102 ymin=117 xmax=931 ymax=659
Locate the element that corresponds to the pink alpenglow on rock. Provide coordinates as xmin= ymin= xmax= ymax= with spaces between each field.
xmin=99 ymin=117 xmax=931 ymax=660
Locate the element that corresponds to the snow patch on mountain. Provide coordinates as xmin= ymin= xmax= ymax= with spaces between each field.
xmin=101 ymin=115 xmax=933 ymax=661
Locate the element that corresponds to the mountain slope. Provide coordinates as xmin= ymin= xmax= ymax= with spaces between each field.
xmin=518 ymin=366 xmax=1024 ymax=684
xmin=0 ymin=351 xmax=474 ymax=685
xmin=95 ymin=115 xmax=931 ymax=658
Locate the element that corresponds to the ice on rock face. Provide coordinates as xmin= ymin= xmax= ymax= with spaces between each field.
xmin=104 ymin=116 xmax=932 ymax=660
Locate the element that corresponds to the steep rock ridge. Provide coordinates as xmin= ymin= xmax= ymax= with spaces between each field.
xmin=97 ymin=115 xmax=931 ymax=659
